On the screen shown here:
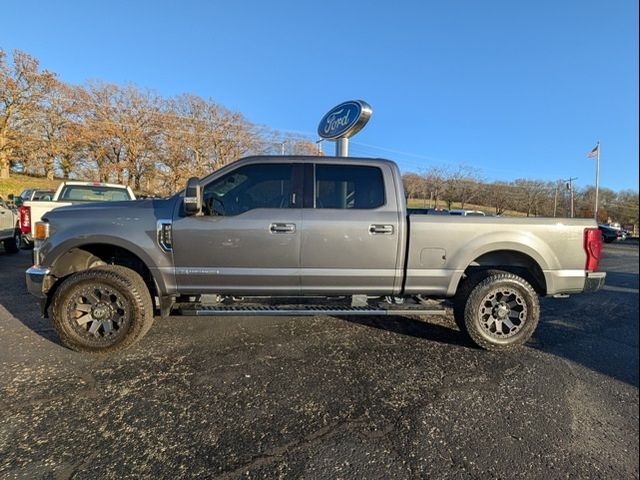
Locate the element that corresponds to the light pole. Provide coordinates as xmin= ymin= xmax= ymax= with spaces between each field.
xmin=565 ymin=177 xmax=578 ymax=218
xmin=594 ymin=142 xmax=601 ymax=221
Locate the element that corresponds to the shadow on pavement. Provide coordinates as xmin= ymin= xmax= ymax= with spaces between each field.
xmin=534 ymin=268 xmax=639 ymax=387
xmin=0 ymin=249 xmax=62 ymax=345
xmin=336 ymin=314 xmax=472 ymax=349
xmin=603 ymin=271 xmax=640 ymax=289
xmin=2 ymin=246 xmax=638 ymax=387
xmin=337 ymin=268 xmax=639 ymax=388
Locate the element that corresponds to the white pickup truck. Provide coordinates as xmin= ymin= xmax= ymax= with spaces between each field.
xmin=0 ymin=195 xmax=20 ymax=253
xmin=19 ymin=181 xmax=136 ymax=247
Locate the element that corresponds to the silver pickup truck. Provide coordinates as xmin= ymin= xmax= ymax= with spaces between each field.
xmin=25 ymin=156 xmax=606 ymax=353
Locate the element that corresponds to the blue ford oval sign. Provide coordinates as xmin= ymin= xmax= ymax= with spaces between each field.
xmin=317 ymin=100 xmax=372 ymax=140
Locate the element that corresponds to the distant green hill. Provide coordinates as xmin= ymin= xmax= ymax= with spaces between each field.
xmin=0 ymin=174 xmax=65 ymax=198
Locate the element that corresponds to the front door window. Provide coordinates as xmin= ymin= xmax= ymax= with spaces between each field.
xmin=202 ymin=163 xmax=295 ymax=216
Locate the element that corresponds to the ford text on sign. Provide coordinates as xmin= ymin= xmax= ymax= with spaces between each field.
xmin=317 ymin=100 xmax=372 ymax=140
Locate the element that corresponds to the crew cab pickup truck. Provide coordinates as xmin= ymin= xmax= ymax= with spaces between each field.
xmin=19 ymin=181 xmax=135 ymax=247
xmin=25 ymin=156 xmax=606 ymax=353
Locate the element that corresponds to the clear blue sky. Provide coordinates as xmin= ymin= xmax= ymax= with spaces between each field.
xmin=2 ymin=0 xmax=638 ymax=190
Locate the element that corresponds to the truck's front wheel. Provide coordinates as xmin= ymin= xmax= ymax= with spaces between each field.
xmin=51 ymin=265 xmax=154 ymax=353
xmin=458 ymin=270 xmax=540 ymax=351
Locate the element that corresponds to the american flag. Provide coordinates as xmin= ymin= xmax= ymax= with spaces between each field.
xmin=587 ymin=144 xmax=599 ymax=158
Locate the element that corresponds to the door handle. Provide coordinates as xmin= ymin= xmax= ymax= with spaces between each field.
xmin=270 ymin=223 xmax=296 ymax=234
xmin=369 ymin=224 xmax=394 ymax=235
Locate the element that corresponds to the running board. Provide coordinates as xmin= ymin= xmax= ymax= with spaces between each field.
xmin=176 ymin=304 xmax=448 ymax=317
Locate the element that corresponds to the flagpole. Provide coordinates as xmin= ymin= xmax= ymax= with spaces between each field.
xmin=594 ymin=141 xmax=600 ymax=222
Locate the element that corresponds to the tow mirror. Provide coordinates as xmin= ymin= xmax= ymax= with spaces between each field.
xmin=184 ymin=177 xmax=202 ymax=216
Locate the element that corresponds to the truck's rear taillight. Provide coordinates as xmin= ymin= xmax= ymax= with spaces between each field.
xmin=19 ymin=206 xmax=31 ymax=234
xmin=584 ymin=228 xmax=603 ymax=271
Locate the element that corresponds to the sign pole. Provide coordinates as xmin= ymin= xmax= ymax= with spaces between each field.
xmin=336 ymin=137 xmax=349 ymax=157
xmin=594 ymin=141 xmax=600 ymax=222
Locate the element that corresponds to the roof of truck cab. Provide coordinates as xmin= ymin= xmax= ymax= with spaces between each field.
xmin=238 ymin=155 xmax=396 ymax=165
xmin=199 ymin=155 xmax=399 ymax=182
xmin=58 ymin=181 xmax=130 ymax=189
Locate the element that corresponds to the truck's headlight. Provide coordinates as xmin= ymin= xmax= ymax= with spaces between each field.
xmin=34 ymin=222 xmax=49 ymax=241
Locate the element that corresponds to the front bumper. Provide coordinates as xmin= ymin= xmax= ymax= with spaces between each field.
xmin=25 ymin=266 xmax=50 ymax=299
xmin=584 ymin=271 xmax=606 ymax=293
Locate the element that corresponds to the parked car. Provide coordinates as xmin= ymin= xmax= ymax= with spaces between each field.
xmin=598 ymin=224 xmax=626 ymax=243
xmin=607 ymin=223 xmax=630 ymax=237
xmin=449 ymin=209 xmax=486 ymax=216
xmin=407 ymin=208 xmax=450 ymax=215
xmin=26 ymin=155 xmax=606 ymax=354
xmin=0 ymin=196 xmax=20 ymax=253
xmin=19 ymin=181 xmax=135 ymax=248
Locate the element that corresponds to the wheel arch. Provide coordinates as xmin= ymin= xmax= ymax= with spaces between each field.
xmin=451 ymin=249 xmax=548 ymax=296
xmin=45 ymin=242 xmax=162 ymax=314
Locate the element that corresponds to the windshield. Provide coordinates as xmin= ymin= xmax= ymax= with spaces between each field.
xmin=58 ymin=185 xmax=132 ymax=202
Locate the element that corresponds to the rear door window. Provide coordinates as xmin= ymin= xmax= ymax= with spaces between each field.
xmin=314 ymin=165 xmax=385 ymax=209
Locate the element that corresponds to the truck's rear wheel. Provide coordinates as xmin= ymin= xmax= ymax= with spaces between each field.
xmin=51 ymin=265 xmax=154 ymax=353
xmin=3 ymin=229 xmax=21 ymax=253
xmin=457 ymin=270 xmax=539 ymax=351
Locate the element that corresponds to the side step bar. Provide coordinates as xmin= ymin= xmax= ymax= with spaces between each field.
xmin=176 ymin=304 xmax=448 ymax=317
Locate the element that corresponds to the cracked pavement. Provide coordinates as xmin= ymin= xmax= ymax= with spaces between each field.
xmin=0 ymin=242 xmax=638 ymax=479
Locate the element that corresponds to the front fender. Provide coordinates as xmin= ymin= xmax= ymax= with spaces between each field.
xmin=41 ymin=232 xmax=176 ymax=296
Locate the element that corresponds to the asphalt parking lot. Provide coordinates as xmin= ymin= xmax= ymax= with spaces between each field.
xmin=0 ymin=242 xmax=638 ymax=479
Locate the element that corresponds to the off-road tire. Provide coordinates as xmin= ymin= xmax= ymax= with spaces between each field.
xmin=457 ymin=270 xmax=540 ymax=351
xmin=3 ymin=229 xmax=21 ymax=253
xmin=51 ymin=265 xmax=154 ymax=353
xmin=453 ymin=269 xmax=501 ymax=333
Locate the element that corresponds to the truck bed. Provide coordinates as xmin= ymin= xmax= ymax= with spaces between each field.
xmin=405 ymin=214 xmax=596 ymax=296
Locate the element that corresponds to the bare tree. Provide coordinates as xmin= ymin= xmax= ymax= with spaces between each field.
xmin=512 ymin=179 xmax=551 ymax=217
xmin=488 ymin=182 xmax=513 ymax=216
xmin=613 ymin=190 xmax=640 ymax=227
xmin=206 ymin=101 xmax=262 ymax=169
xmin=421 ymin=166 xmax=449 ymax=209
xmin=575 ymin=186 xmax=617 ymax=221
xmin=0 ymin=49 xmax=56 ymax=178
xmin=445 ymin=165 xmax=483 ymax=209
xmin=402 ymin=173 xmax=425 ymax=202
xmin=77 ymin=82 xmax=163 ymax=189
xmin=273 ymin=132 xmax=322 ymax=156
xmin=30 ymin=81 xmax=84 ymax=179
